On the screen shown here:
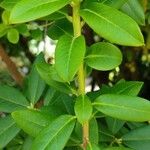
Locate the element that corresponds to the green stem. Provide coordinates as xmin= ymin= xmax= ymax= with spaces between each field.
xmin=72 ymin=1 xmax=89 ymax=149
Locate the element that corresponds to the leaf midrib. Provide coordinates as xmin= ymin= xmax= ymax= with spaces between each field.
xmin=94 ymin=102 xmax=150 ymax=114
xmin=44 ymin=117 xmax=75 ymax=149
xmin=82 ymin=8 xmax=140 ymax=43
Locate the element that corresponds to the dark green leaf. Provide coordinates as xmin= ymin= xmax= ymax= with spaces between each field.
xmin=122 ymin=125 xmax=150 ymax=150
xmin=0 ymin=116 xmax=20 ymax=148
xmin=0 ymin=85 xmax=29 ymax=112
xmin=25 ymin=53 xmax=46 ymax=104
xmin=36 ymin=63 xmax=76 ymax=94
xmin=47 ymin=18 xmax=73 ymax=40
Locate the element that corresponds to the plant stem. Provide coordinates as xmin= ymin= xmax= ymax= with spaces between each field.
xmin=72 ymin=1 xmax=89 ymax=149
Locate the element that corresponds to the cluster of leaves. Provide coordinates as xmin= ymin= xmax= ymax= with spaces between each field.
xmin=0 ymin=0 xmax=150 ymax=150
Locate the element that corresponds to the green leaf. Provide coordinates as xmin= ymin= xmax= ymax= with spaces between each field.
xmin=55 ymin=35 xmax=86 ymax=81
xmin=2 ymin=10 xmax=10 ymax=25
xmin=122 ymin=125 xmax=150 ymax=150
xmin=44 ymin=91 xmax=75 ymax=115
xmin=94 ymin=94 xmax=150 ymax=122
xmin=87 ymin=143 xmax=100 ymax=150
xmin=80 ymin=2 xmax=144 ymax=46
xmin=31 ymin=115 xmax=76 ymax=150
xmin=36 ymin=63 xmax=76 ymax=94
xmin=0 ymin=116 xmax=20 ymax=148
xmin=47 ymin=18 xmax=73 ymax=40
xmin=75 ymin=95 xmax=92 ymax=124
xmin=106 ymin=116 xmax=125 ymax=134
xmin=105 ymin=81 xmax=143 ymax=134
xmin=0 ymin=0 xmax=21 ymax=11
xmin=108 ymin=81 xmax=143 ymax=96
xmin=0 ymin=85 xmax=29 ymax=112
xmin=89 ymin=118 xmax=99 ymax=144
xmin=100 ymin=0 xmax=128 ymax=9
xmin=12 ymin=110 xmax=55 ymax=137
xmin=121 ymin=0 xmax=145 ymax=25
xmin=36 ymin=63 xmax=64 ymax=82
xmin=0 ymin=24 xmax=9 ymax=37
xmin=9 ymin=0 xmax=71 ymax=23
xmin=85 ymin=42 xmax=122 ymax=71
xmin=103 ymin=147 xmax=133 ymax=150
xmin=7 ymin=28 xmax=19 ymax=44
xmin=22 ymin=136 xmax=33 ymax=150
xmin=25 ymin=53 xmax=46 ymax=104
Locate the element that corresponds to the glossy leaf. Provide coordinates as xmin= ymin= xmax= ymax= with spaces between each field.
xmin=85 ymin=42 xmax=122 ymax=71
xmin=80 ymin=2 xmax=144 ymax=46
xmin=55 ymin=35 xmax=86 ymax=81
xmin=10 ymin=0 xmax=71 ymax=23
xmin=122 ymin=125 xmax=150 ymax=150
xmin=31 ymin=115 xmax=76 ymax=150
xmin=0 ymin=116 xmax=20 ymax=148
xmin=0 ymin=85 xmax=29 ymax=112
xmin=121 ymin=0 xmax=145 ymax=25
xmin=75 ymin=95 xmax=92 ymax=124
xmin=25 ymin=53 xmax=46 ymax=104
xmin=12 ymin=110 xmax=55 ymax=137
xmin=94 ymin=94 xmax=150 ymax=122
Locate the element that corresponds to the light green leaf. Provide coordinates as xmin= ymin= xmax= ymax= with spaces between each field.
xmin=12 ymin=110 xmax=55 ymax=137
xmin=94 ymin=94 xmax=150 ymax=122
xmin=0 ymin=116 xmax=20 ymax=148
xmin=85 ymin=42 xmax=122 ymax=71
xmin=75 ymin=95 xmax=92 ymax=124
xmin=9 ymin=0 xmax=71 ymax=23
xmin=31 ymin=115 xmax=76 ymax=150
xmin=25 ymin=53 xmax=46 ymax=104
xmin=0 ymin=24 xmax=9 ymax=37
xmin=122 ymin=125 xmax=150 ymax=150
xmin=55 ymin=35 xmax=86 ymax=81
xmin=121 ymin=0 xmax=145 ymax=25
xmin=0 ymin=85 xmax=29 ymax=112
xmin=80 ymin=2 xmax=144 ymax=46
xmin=7 ymin=28 xmax=19 ymax=44
xmin=36 ymin=63 xmax=76 ymax=94
xmin=0 ymin=0 xmax=21 ymax=11
xmin=2 ymin=10 xmax=10 ymax=25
